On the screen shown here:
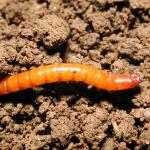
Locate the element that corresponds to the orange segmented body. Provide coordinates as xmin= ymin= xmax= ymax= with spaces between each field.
xmin=0 ymin=63 xmax=141 ymax=95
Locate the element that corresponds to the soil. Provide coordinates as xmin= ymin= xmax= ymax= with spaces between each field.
xmin=0 ymin=0 xmax=150 ymax=149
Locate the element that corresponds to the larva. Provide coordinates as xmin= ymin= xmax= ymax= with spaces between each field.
xmin=0 ymin=63 xmax=141 ymax=95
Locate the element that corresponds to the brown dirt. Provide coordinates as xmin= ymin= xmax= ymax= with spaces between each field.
xmin=0 ymin=0 xmax=150 ymax=149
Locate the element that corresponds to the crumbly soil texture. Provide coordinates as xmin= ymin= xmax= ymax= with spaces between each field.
xmin=0 ymin=0 xmax=150 ymax=149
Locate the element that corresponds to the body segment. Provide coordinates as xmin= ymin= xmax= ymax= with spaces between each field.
xmin=0 ymin=63 xmax=141 ymax=95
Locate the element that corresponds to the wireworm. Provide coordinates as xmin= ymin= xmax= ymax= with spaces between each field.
xmin=0 ymin=63 xmax=141 ymax=95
